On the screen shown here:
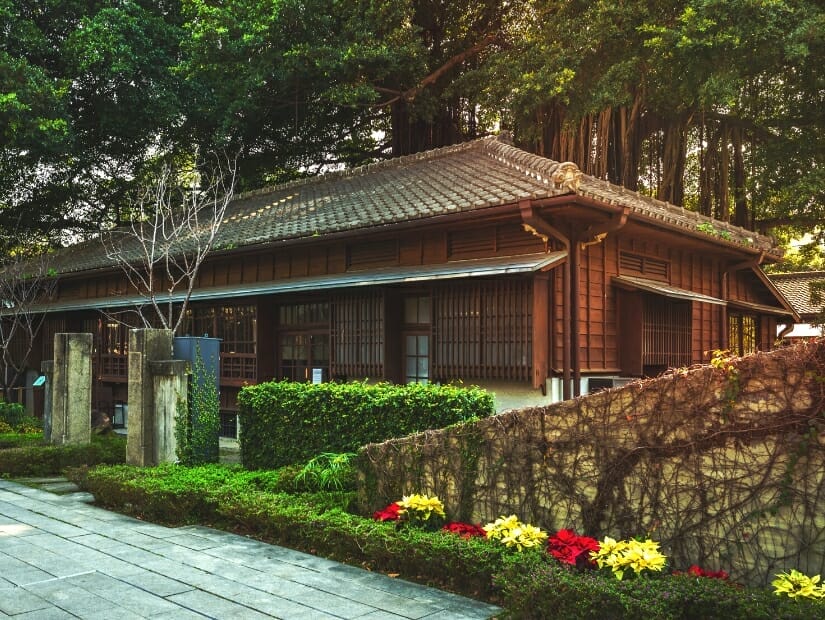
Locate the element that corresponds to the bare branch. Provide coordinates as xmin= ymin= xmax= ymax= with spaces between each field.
xmin=101 ymin=151 xmax=239 ymax=334
xmin=0 ymin=254 xmax=58 ymax=397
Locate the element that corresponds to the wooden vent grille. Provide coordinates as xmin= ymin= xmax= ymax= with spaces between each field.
xmin=449 ymin=223 xmax=544 ymax=259
xmin=347 ymin=240 xmax=399 ymax=270
xmin=620 ymin=252 xmax=669 ymax=280
xmin=432 ymin=279 xmax=532 ymax=382
xmin=448 ymin=227 xmax=496 ymax=258
xmin=331 ymin=292 xmax=384 ymax=379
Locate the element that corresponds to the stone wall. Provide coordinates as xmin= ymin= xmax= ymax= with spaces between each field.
xmin=357 ymin=338 xmax=825 ymax=585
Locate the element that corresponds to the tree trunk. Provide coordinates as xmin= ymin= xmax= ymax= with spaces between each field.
xmin=732 ymin=126 xmax=749 ymax=228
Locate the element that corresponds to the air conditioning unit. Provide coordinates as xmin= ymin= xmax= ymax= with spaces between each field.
xmin=583 ymin=377 xmax=632 ymax=394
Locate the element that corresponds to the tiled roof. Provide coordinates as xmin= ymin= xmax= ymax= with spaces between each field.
xmin=769 ymin=271 xmax=825 ymax=317
xmin=53 ymin=134 xmax=778 ymax=275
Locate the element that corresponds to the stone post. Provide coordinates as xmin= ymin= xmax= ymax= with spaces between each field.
xmin=50 ymin=333 xmax=92 ymax=446
xmin=127 ymin=329 xmax=175 ymax=466
xmin=40 ymin=360 xmax=53 ymax=442
xmin=149 ymin=360 xmax=188 ymax=464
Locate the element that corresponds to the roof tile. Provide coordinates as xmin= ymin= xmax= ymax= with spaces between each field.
xmin=52 ymin=134 xmax=777 ymax=274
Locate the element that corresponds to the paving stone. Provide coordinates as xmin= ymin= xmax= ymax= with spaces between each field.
xmin=39 ymin=481 xmax=81 ymax=494
xmin=117 ymin=572 xmax=194 ymax=597
xmin=166 ymin=590 xmax=274 ymax=619
xmin=0 ymin=480 xmax=501 ymax=619
xmin=11 ymin=606 xmax=76 ymax=619
xmin=65 ymin=572 xmax=183 ymax=617
xmin=0 ymin=586 xmax=54 ymax=615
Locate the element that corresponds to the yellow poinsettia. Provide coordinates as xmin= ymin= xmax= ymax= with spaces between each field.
xmin=483 ymin=515 xmax=547 ymax=551
xmin=772 ymin=569 xmax=825 ymax=599
xmin=397 ymin=493 xmax=446 ymax=521
xmin=591 ymin=537 xmax=667 ymax=580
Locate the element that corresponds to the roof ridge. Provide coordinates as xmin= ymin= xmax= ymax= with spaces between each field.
xmin=770 ymin=271 xmax=825 ymax=278
xmin=479 ymin=136 xmax=775 ymax=250
xmin=232 ymin=136 xmax=496 ymax=202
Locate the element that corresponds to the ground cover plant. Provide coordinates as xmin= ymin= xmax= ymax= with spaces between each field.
xmin=67 ymin=461 xmax=825 ymax=618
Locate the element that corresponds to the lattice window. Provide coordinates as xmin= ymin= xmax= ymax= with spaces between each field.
xmin=100 ymin=320 xmax=129 ymax=379
xmin=183 ymin=304 xmax=257 ymax=384
xmin=729 ymin=312 xmax=758 ymax=356
xmin=332 ymin=292 xmax=384 ymax=379
xmin=432 ymin=279 xmax=532 ymax=382
xmin=642 ymin=297 xmax=691 ymax=368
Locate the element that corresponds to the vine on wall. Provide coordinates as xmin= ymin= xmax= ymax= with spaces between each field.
xmin=358 ymin=339 xmax=825 ymax=586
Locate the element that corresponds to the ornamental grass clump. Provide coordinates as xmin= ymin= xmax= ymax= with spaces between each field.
xmin=483 ymin=514 xmax=547 ymax=551
xmin=772 ymin=569 xmax=825 ymax=599
xmin=591 ymin=536 xmax=667 ymax=580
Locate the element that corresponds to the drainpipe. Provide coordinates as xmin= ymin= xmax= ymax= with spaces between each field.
xmin=777 ymin=322 xmax=794 ymax=343
xmin=520 ymin=203 xmax=630 ymax=400
xmin=571 ymin=208 xmax=630 ymax=395
xmin=520 ymin=201 xmax=572 ymax=400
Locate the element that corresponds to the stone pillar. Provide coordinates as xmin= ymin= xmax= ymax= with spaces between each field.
xmin=149 ymin=360 xmax=188 ymax=464
xmin=50 ymin=333 xmax=92 ymax=446
xmin=40 ymin=360 xmax=53 ymax=442
xmin=127 ymin=329 xmax=173 ymax=466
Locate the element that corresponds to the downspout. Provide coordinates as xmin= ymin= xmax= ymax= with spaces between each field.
xmin=572 ymin=208 xmax=630 ymax=395
xmin=520 ymin=201 xmax=572 ymax=400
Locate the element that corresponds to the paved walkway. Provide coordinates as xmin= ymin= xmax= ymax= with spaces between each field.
xmin=0 ymin=480 xmax=501 ymax=619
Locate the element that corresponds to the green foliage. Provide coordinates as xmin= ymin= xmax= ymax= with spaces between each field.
xmin=0 ymin=401 xmax=42 ymax=434
xmin=238 ymin=380 xmax=494 ymax=469
xmin=72 ymin=461 xmax=825 ymax=616
xmin=494 ymin=558 xmax=825 ymax=620
xmin=0 ymin=431 xmax=44 ymax=449
xmin=0 ymin=434 xmax=125 ymax=477
xmin=294 ymin=452 xmax=357 ymax=492
xmin=175 ymin=345 xmax=220 ymax=465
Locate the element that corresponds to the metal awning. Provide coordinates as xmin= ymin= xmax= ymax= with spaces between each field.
xmin=728 ymin=299 xmax=796 ymax=317
xmin=612 ymin=275 xmax=727 ymax=306
xmin=28 ymin=251 xmax=567 ymax=314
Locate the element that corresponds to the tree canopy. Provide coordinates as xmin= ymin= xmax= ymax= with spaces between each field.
xmin=1 ymin=0 xmax=823 ymax=261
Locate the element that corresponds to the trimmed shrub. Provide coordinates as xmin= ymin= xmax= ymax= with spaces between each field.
xmin=0 ymin=434 xmax=125 ymax=476
xmin=494 ymin=558 xmax=825 ymax=619
xmin=238 ymin=381 xmax=494 ymax=468
xmin=0 ymin=432 xmax=44 ymax=449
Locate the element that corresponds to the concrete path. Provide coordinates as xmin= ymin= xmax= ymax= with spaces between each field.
xmin=0 ymin=480 xmax=501 ymax=619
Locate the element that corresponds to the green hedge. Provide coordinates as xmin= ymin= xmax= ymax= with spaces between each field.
xmin=0 ymin=434 xmax=126 ymax=476
xmin=495 ymin=556 xmax=824 ymax=620
xmin=70 ymin=463 xmax=825 ymax=617
xmin=238 ymin=381 xmax=494 ymax=469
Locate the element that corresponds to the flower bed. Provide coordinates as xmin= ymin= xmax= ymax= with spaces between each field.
xmin=71 ymin=464 xmax=825 ymax=618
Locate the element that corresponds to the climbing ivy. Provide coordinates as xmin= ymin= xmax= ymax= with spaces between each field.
xmin=175 ymin=345 xmax=220 ymax=465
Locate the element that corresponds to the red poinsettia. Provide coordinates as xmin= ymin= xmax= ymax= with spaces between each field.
xmin=685 ymin=564 xmax=730 ymax=580
xmin=442 ymin=522 xmax=487 ymax=539
xmin=547 ymin=529 xmax=600 ymax=567
xmin=373 ymin=502 xmax=402 ymax=521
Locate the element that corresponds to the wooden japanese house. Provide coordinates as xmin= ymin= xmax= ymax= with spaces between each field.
xmin=23 ymin=134 xmax=798 ymax=435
